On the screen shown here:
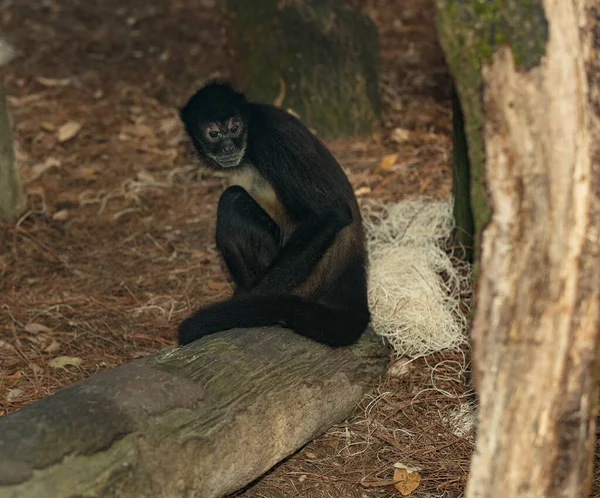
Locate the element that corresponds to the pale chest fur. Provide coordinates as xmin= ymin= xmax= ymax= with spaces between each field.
xmin=228 ymin=164 xmax=293 ymax=239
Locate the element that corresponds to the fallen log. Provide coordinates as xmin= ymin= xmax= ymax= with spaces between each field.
xmin=0 ymin=327 xmax=387 ymax=498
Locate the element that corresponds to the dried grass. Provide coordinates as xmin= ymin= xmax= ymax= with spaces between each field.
xmin=364 ymin=198 xmax=472 ymax=358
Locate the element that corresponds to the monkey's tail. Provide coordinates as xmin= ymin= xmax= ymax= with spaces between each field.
xmin=178 ymin=293 xmax=370 ymax=347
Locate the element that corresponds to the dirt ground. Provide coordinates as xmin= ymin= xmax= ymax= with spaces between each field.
xmin=1 ymin=1 xmax=595 ymax=497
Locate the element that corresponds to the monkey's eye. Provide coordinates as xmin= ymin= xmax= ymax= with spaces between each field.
xmin=230 ymin=125 xmax=238 ymax=134
xmin=209 ymin=131 xmax=219 ymax=138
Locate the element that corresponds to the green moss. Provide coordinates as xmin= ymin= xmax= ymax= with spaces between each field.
xmin=436 ymin=0 xmax=548 ymax=262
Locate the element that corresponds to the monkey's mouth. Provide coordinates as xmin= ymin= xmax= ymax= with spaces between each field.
xmin=212 ymin=153 xmax=244 ymax=168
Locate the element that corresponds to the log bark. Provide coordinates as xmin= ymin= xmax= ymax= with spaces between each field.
xmin=224 ymin=0 xmax=381 ymax=137
xmin=0 ymin=327 xmax=387 ymax=498
xmin=0 ymin=39 xmax=23 ymax=223
xmin=438 ymin=1 xmax=600 ymax=497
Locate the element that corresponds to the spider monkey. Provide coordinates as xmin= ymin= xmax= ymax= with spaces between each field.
xmin=177 ymin=81 xmax=370 ymax=347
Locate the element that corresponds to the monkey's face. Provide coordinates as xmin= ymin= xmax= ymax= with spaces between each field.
xmin=200 ymin=117 xmax=247 ymax=168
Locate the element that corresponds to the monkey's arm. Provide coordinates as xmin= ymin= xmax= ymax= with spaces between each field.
xmin=253 ymin=208 xmax=351 ymax=294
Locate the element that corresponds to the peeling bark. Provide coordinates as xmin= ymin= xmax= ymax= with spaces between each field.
xmin=451 ymin=1 xmax=600 ymax=497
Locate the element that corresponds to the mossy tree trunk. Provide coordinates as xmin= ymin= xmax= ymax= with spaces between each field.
xmin=437 ymin=1 xmax=600 ymax=497
xmin=224 ymin=0 xmax=380 ymax=137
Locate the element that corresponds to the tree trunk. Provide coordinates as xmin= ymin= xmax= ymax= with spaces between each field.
xmin=0 ymin=327 xmax=387 ymax=498
xmin=0 ymin=46 xmax=23 ymax=222
xmin=224 ymin=0 xmax=380 ymax=137
xmin=437 ymin=1 xmax=600 ymax=497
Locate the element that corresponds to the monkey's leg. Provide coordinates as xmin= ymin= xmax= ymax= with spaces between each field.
xmin=253 ymin=207 xmax=352 ymax=294
xmin=216 ymin=186 xmax=281 ymax=291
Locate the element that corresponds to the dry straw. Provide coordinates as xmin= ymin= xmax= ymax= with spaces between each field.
xmin=363 ymin=197 xmax=471 ymax=358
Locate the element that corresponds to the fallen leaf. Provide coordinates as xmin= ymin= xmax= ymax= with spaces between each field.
xmin=391 ymin=128 xmax=411 ymax=143
xmin=25 ymin=323 xmax=51 ymax=334
xmin=393 ymin=465 xmax=421 ymax=496
xmin=378 ymin=153 xmax=399 ymax=171
xmin=207 ymin=280 xmax=228 ymax=291
xmin=45 ymin=157 xmax=61 ymax=168
xmin=52 ymin=209 xmax=70 ymax=221
xmin=6 ymin=388 xmax=24 ymax=401
xmin=48 ymin=356 xmax=83 ymax=369
xmin=40 ymin=121 xmax=55 ymax=132
xmin=305 ymin=452 xmax=317 ymax=459
xmin=57 ymin=121 xmax=82 ymax=143
xmin=354 ymin=186 xmax=371 ymax=197
xmin=36 ymin=77 xmax=71 ymax=87
xmin=44 ymin=340 xmax=61 ymax=354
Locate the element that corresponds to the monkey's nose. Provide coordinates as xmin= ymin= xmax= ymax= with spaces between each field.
xmin=222 ymin=142 xmax=235 ymax=154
